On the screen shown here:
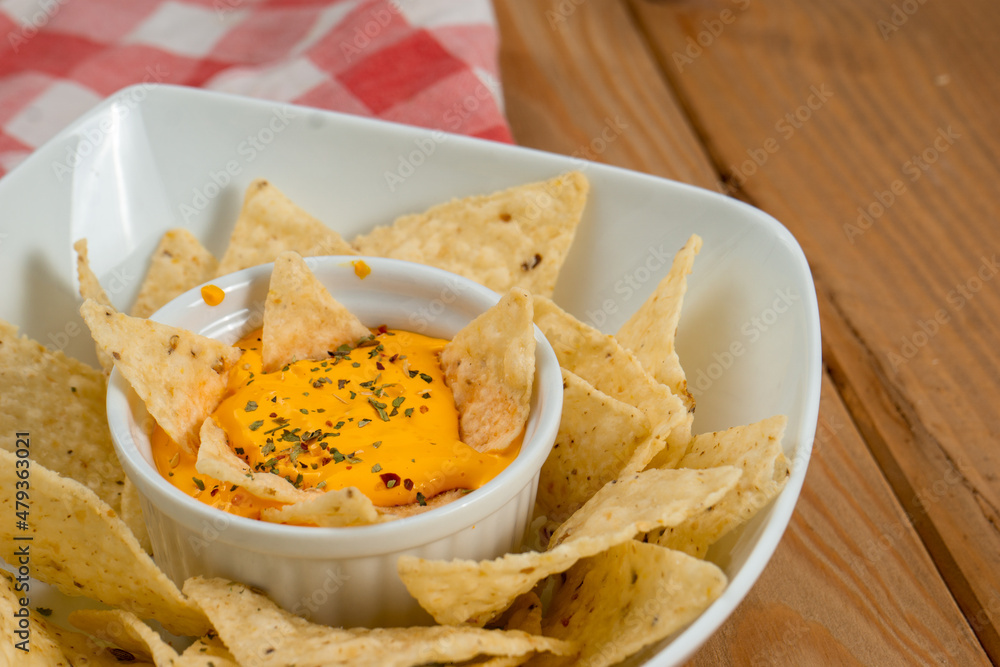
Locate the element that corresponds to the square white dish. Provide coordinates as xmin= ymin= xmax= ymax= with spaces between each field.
xmin=0 ymin=83 xmax=821 ymax=666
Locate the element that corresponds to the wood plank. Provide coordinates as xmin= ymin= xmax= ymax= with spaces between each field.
xmin=627 ymin=0 xmax=1000 ymax=658
xmin=493 ymin=0 xmax=719 ymax=185
xmin=688 ymin=376 xmax=987 ymax=666
xmin=494 ymin=0 xmax=991 ymax=662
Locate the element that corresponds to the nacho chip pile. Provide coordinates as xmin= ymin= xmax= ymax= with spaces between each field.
xmin=0 ymin=174 xmax=790 ymax=666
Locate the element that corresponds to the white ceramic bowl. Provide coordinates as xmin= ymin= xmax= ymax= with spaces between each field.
xmin=0 ymin=84 xmax=822 ymax=664
xmin=105 ymin=256 xmax=563 ymax=628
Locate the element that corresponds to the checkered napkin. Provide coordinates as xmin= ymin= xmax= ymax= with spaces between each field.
xmin=0 ymin=0 xmax=512 ymax=178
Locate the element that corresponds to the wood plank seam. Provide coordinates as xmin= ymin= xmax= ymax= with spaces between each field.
xmin=822 ymin=287 xmax=999 ymax=658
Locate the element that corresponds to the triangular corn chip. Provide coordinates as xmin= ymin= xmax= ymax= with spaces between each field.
xmin=261 ymin=251 xmax=371 ymax=372
xmin=0 ymin=319 xmax=125 ymax=512
xmin=379 ymin=489 xmax=466 ymax=519
xmin=73 ymin=238 xmax=116 ymax=373
xmin=2 ymin=571 xmax=75 ymax=665
xmin=69 ymin=609 xmax=179 ymax=666
xmin=196 ymin=418 xmax=312 ymax=504
xmin=216 ymin=179 xmax=356 ymax=276
xmin=649 ymin=415 xmax=790 ymax=557
xmin=177 ymin=634 xmax=240 ymax=666
xmin=353 ymin=172 xmax=588 ymax=296
xmin=547 ymin=467 xmax=741 ymax=548
xmin=532 ymin=295 xmax=689 ymax=470
xmin=616 ymin=234 xmax=701 ymax=411
xmin=0 ymin=449 xmax=210 ymax=637
xmin=131 ymin=228 xmax=218 ymax=318
xmin=531 ymin=541 xmax=727 ymax=667
xmin=182 ymin=577 xmax=574 ymax=667
xmin=79 ymin=300 xmax=241 ymax=452
xmin=440 ymin=287 xmax=535 ymax=452
xmin=535 ymin=369 xmax=650 ymax=524
xmin=4 ymin=574 xmax=157 ymax=666
xmin=397 ymin=467 xmax=739 ymax=626
xmin=261 ymin=485 xmax=384 ymax=527
xmin=492 ymin=591 xmax=543 ymax=636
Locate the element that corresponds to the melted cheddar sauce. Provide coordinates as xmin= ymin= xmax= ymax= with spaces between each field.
xmin=152 ymin=328 xmax=520 ymax=520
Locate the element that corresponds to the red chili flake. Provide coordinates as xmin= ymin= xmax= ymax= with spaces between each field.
xmin=380 ymin=472 xmax=401 ymax=488
xmin=376 ymin=361 xmax=385 ymax=370
xmin=389 ymin=353 xmax=399 ymax=362
xmin=560 ymin=616 xmax=572 ymax=627
xmin=269 ymin=412 xmax=277 ymax=418
xmin=378 ymin=324 xmax=388 ymax=334
xmin=419 ymin=405 xmax=429 ymax=414
xmin=403 ymin=478 xmax=414 ymax=491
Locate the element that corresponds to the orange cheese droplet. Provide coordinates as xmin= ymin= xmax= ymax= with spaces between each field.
xmin=201 ymin=284 xmax=225 ymax=306
xmin=352 ymin=260 xmax=371 ymax=279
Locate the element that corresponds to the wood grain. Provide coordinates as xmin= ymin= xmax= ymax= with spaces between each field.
xmin=628 ymin=0 xmax=1000 ymax=659
xmin=688 ymin=377 xmax=988 ymax=666
xmin=494 ymin=0 xmax=994 ymax=663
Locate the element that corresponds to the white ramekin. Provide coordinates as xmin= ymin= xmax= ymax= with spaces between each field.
xmin=106 ymin=256 xmax=562 ymax=628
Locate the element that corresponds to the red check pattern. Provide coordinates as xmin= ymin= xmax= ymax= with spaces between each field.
xmin=0 ymin=0 xmax=512 ymax=178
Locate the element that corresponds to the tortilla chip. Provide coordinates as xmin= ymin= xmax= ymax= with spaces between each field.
xmin=535 ymin=369 xmax=651 ymax=524
xmin=616 ymin=234 xmax=702 ymax=411
xmin=79 ymin=300 xmax=241 ymax=452
xmin=261 ymin=485 xmax=383 ymax=527
xmin=216 ymin=179 xmax=356 ymax=276
xmin=121 ymin=477 xmax=151 ymax=554
xmin=0 ymin=448 xmax=209 ymax=637
xmin=547 ymin=467 xmax=741 ymax=548
xmin=197 ymin=418 xmax=312 ymax=504
xmin=2 ymin=576 xmax=157 ymax=666
xmin=649 ymin=415 xmax=790 ymax=557
xmin=0 ymin=319 xmax=125 ymax=512
xmin=532 ymin=295 xmax=689 ymax=470
xmin=261 ymin=251 xmax=371 ymax=372
xmin=353 ymin=172 xmax=588 ymax=297
xmin=379 ymin=488 xmax=467 ymax=519
xmin=183 ymin=577 xmax=573 ymax=667
xmin=458 ymin=593 xmax=545 ymax=667
xmin=131 ymin=228 xmax=219 ymax=318
xmin=440 ymin=287 xmax=535 ymax=452
xmin=73 ymin=238 xmax=116 ymax=374
xmin=69 ymin=609 xmax=179 ymax=666
xmin=532 ymin=541 xmax=727 ymax=667
xmin=1 ymin=571 xmax=73 ymax=665
xmin=177 ymin=633 xmax=240 ymax=666
xmin=37 ymin=615 xmax=149 ymax=666
xmin=492 ymin=592 xmax=543 ymax=636
xmin=397 ymin=467 xmax=739 ymax=626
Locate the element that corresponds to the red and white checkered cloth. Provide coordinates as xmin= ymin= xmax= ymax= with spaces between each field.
xmin=0 ymin=0 xmax=512 ymax=178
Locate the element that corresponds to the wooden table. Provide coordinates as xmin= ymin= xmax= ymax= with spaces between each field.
xmin=495 ymin=1 xmax=999 ymax=664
